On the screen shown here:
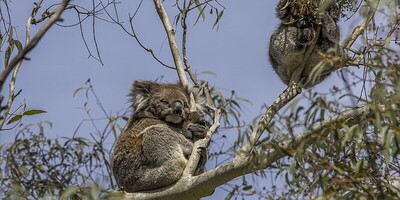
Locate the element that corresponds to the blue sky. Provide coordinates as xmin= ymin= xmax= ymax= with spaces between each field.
xmin=0 ymin=0 xmax=359 ymax=199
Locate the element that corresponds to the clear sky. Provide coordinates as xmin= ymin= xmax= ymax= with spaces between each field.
xmin=0 ymin=0 xmax=358 ymax=199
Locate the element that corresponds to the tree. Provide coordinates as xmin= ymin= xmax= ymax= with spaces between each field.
xmin=0 ymin=0 xmax=399 ymax=199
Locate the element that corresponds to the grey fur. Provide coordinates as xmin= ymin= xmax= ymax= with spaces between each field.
xmin=111 ymin=81 xmax=208 ymax=192
xmin=269 ymin=0 xmax=343 ymax=88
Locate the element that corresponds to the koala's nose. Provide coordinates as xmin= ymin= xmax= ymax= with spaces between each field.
xmin=173 ymin=101 xmax=183 ymax=114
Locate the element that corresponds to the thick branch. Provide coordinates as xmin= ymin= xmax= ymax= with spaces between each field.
xmin=118 ymin=86 xmax=301 ymax=199
xmin=185 ymin=106 xmax=374 ymax=198
xmin=0 ymin=0 xmax=71 ymax=92
xmin=118 ymin=104 xmax=378 ymax=200
xmin=241 ymin=84 xmax=301 ymax=154
xmin=153 ymin=0 xmax=188 ymax=87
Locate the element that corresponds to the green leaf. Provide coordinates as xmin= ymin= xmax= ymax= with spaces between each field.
xmin=23 ymin=109 xmax=47 ymax=116
xmin=60 ymin=186 xmax=80 ymax=199
xmin=198 ymin=70 xmax=217 ymax=77
xmin=195 ymin=0 xmax=205 ymax=20
xmin=355 ymin=158 xmax=364 ymax=173
xmin=194 ymin=5 xmax=207 ymax=27
xmin=225 ymin=189 xmax=234 ymax=200
xmin=7 ymin=114 xmax=22 ymax=125
xmin=7 ymin=28 xmax=13 ymax=43
xmin=7 ymin=110 xmax=47 ymax=125
xmin=4 ymin=46 xmax=12 ymax=67
xmin=212 ymin=10 xmax=224 ymax=29
xmin=73 ymin=87 xmax=88 ymax=97
xmin=13 ymin=39 xmax=23 ymax=52
xmin=243 ymin=185 xmax=252 ymax=190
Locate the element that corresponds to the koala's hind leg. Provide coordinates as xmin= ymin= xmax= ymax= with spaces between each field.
xmin=125 ymin=159 xmax=188 ymax=192
xmin=127 ymin=127 xmax=193 ymax=192
xmin=269 ymin=25 xmax=308 ymax=85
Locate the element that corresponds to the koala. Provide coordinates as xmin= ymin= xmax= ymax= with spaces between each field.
xmin=111 ymin=80 xmax=208 ymax=192
xmin=269 ymin=0 xmax=343 ymax=88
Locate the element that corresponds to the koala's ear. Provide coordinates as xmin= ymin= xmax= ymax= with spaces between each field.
xmin=276 ymin=0 xmax=290 ymax=19
xmin=130 ymin=80 xmax=159 ymax=111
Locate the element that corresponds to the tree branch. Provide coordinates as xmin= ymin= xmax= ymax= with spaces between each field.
xmin=153 ymin=0 xmax=188 ymax=87
xmin=0 ymin=0 xmax=43 ymax=129
xmin=342 ymin=0 xmax=380 ymax=51
xmin=183 ymin=106 xmax=220 ymax=176
xmin=118 ymin=85 xmax=301 ymax=199
xmin=0 ymin=0 xmax=71 ymax=92
xmin=117 ymin=101 xmax=384 ymax=200
xmin=180 ymin=105 xmax=374 ymax=199
xmin=241 ymin=84 xmax=302 ymax=154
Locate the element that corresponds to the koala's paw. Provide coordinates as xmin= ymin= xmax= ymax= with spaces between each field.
xmin=188 ymin=123 xmax=208 ymax=139
xmin=187 ymin=110 xmax=205 ymax=123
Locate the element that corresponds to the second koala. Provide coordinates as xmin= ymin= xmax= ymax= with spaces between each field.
xmin=111 ymin=80 xmax=208 ymax=192
xmin=269 ymin=0 xmax=343 ymax=88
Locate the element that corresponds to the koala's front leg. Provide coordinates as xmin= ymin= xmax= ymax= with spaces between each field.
xmin=187 ymin=123 xmax=207 ymax=140
xmin=184 ymin=110 xmax=209 ymax=175
xmin=314 ymin=11 xmax=340 ymax=43
xmin=185 ymin=110 xmax=208 ymax=140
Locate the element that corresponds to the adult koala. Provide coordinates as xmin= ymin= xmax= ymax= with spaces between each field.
xmin=111 ymin=81 xmax=208 ymax=192
xmin=269 ymin=0 xmax=343 ymax=88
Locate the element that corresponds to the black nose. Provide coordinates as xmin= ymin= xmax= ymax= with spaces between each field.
xmin=173 ymin=101 xmax=183 ymax=114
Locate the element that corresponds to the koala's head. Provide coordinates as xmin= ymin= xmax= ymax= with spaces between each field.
xmin=276 ymin=0 xmax=303 ymax=24
xmin=276 ymin=0 xmax=338 ymax=24
xmin=130 ymin=80 xmax=191 ymax=124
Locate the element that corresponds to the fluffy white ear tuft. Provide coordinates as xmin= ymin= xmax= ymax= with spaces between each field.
xmin=129 ymin=80 xmax=159 ymax=111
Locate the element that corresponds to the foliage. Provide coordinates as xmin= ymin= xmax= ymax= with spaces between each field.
xmin=0 ymin=123 xmax=109 ymax=199
xmin=0 ymin=0 xmax=399 ymax=199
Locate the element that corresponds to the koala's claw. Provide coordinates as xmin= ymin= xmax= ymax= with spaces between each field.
xmin=193 ymin=146 xmax=208 ymax=175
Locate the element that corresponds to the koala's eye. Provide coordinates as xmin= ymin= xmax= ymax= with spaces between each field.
xmin=183 ymin=102 xmax=189 ymax=108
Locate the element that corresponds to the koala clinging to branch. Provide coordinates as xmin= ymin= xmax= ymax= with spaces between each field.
xmin=111 ymin=80 xmax=208 ymax=192
xmin=269 ymin=0 xmax=343 ymax=88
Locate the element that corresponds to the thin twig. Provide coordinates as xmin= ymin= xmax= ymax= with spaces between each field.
xmin=0 ymin=0 xmax=71 ymax=92
xmin=342 ymin=0 xmax=380 ymax=51
xmin=0 ymin=0 xmax=42 ymax=129
xmin=153 ymin=0 xmax=189 ymax=87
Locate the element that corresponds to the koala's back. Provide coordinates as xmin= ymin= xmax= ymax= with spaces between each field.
xmin=269 ymin=0 xmax=343 ymax=88
xmin=111 ymin=118 xmax=193 ymax=192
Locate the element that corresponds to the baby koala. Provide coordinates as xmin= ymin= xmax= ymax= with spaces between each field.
xmin=269 ymin=0 xmax=343 ymax=88
xmin=111 ymin=80 xmax=208 ymax=192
